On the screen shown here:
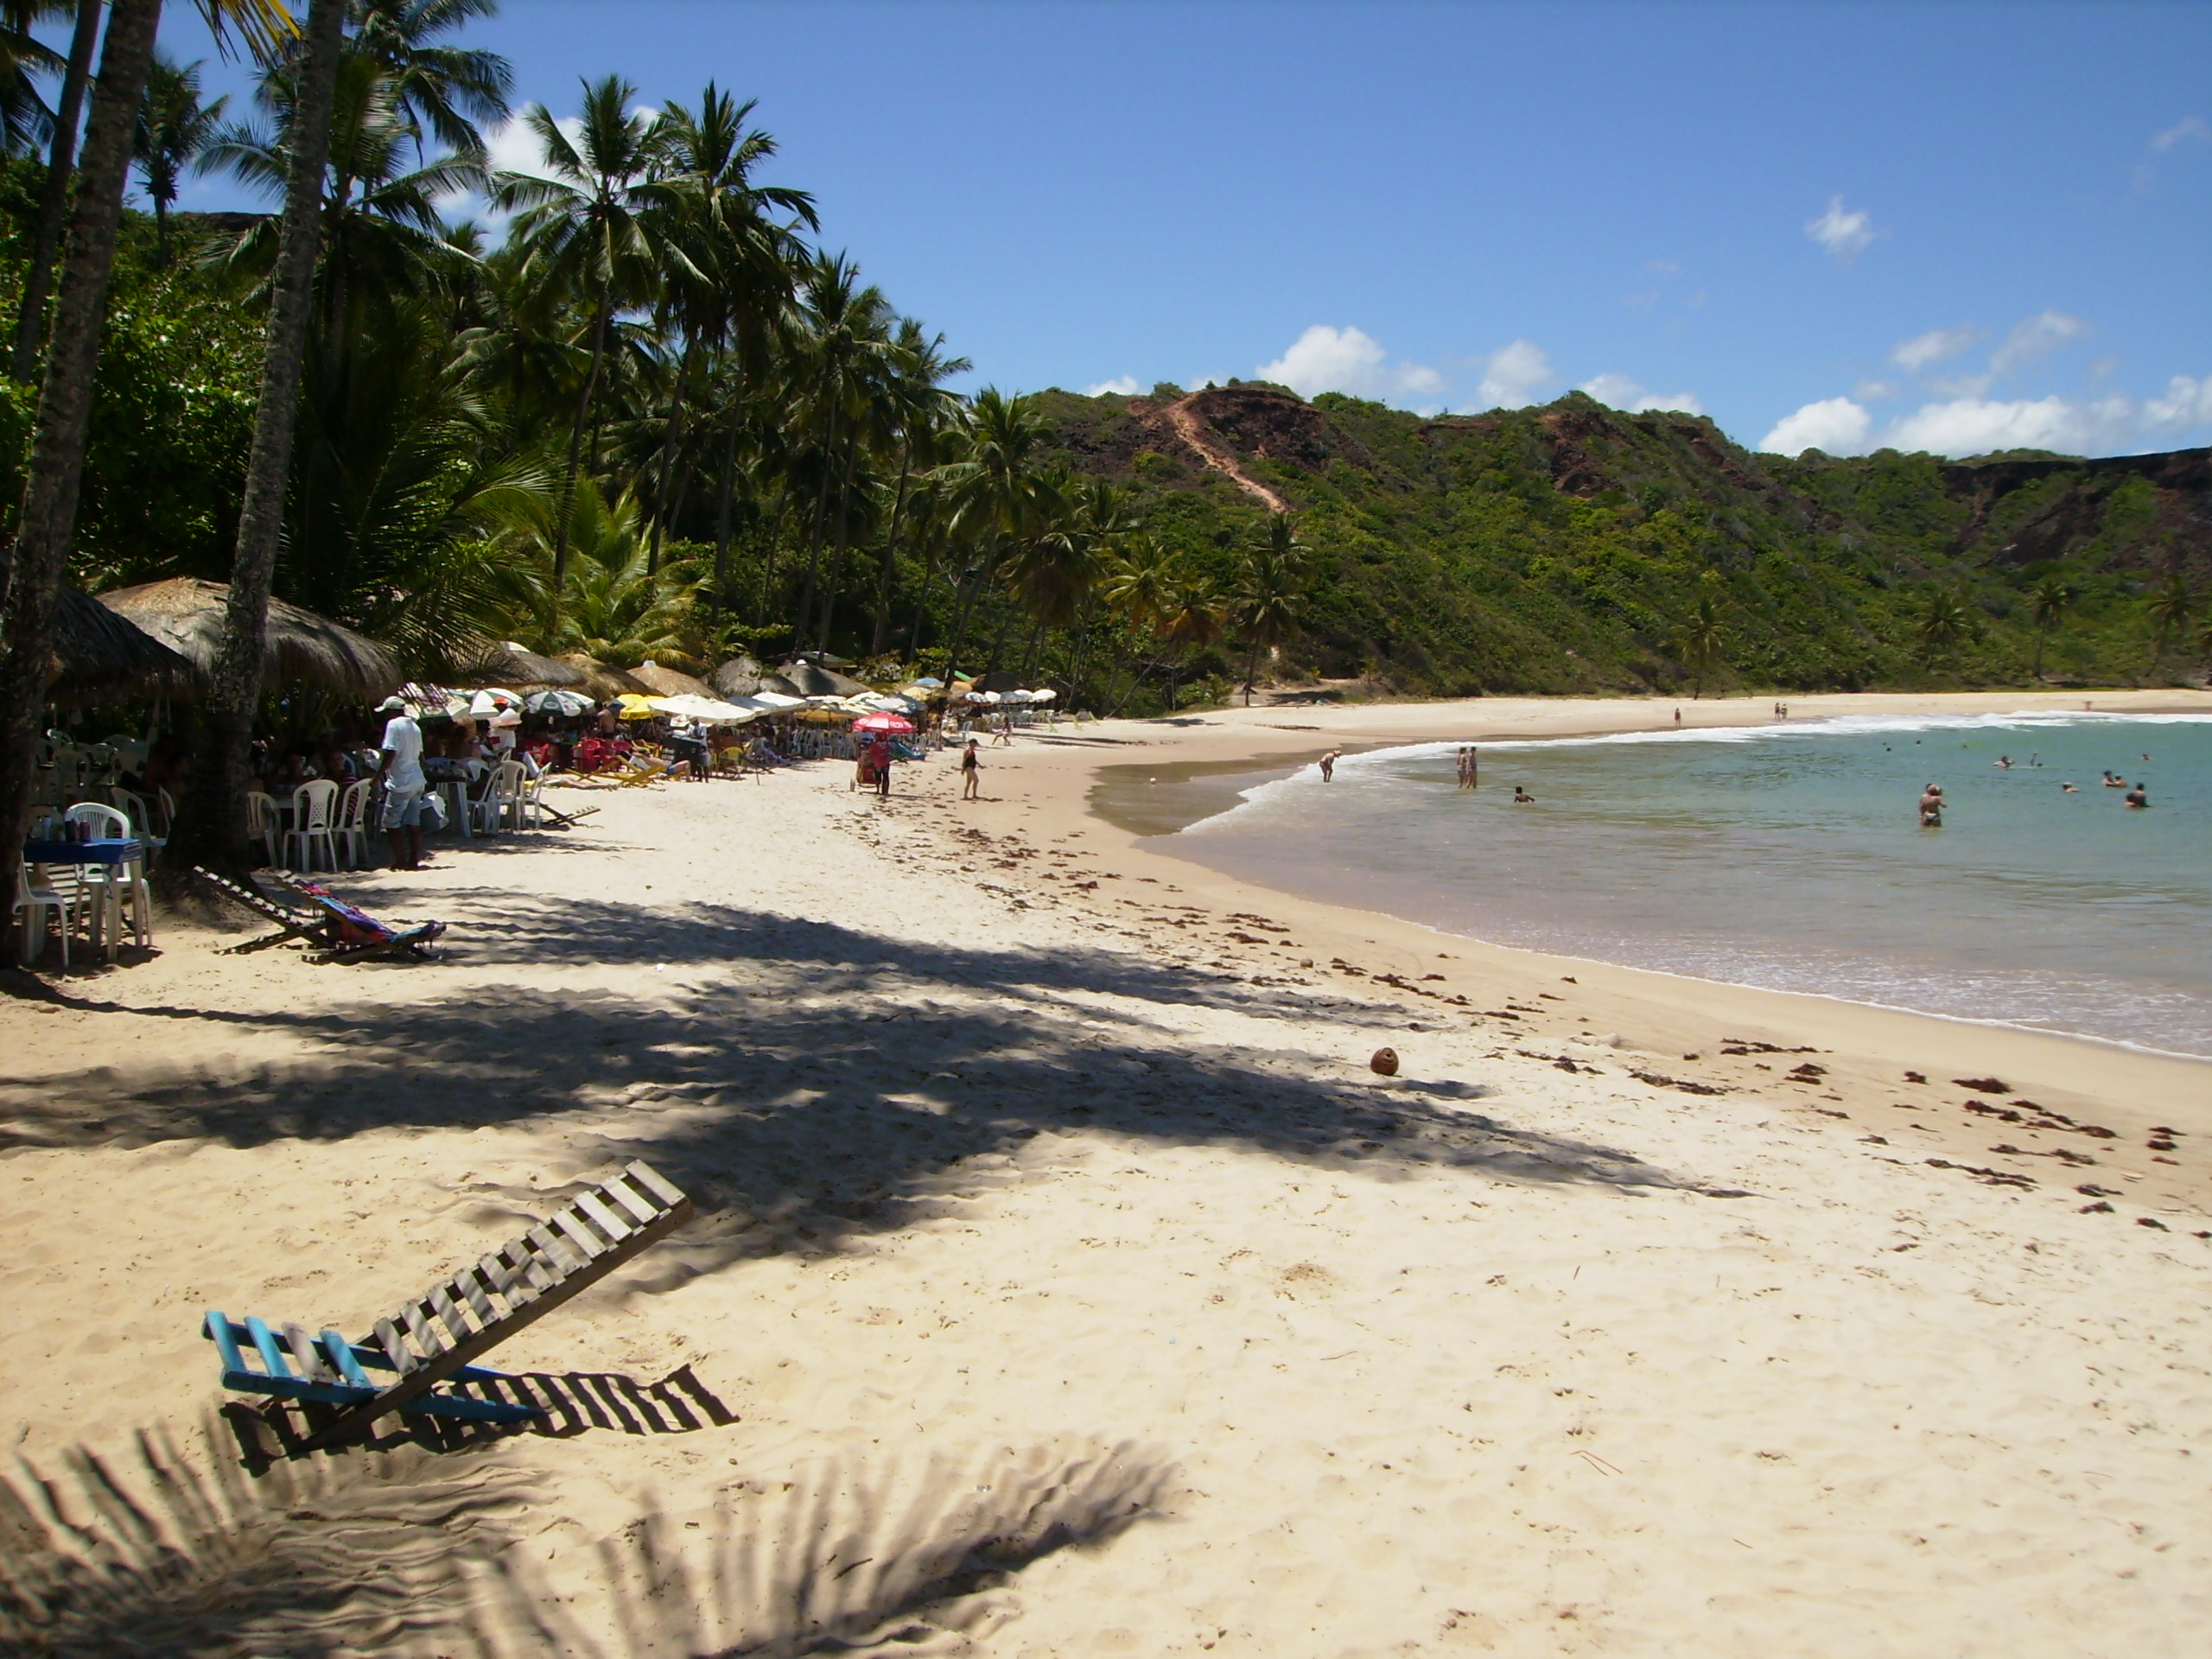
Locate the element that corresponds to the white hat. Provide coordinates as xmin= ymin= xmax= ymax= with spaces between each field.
xmin=377 ymin=696 xmax=408 ymax=713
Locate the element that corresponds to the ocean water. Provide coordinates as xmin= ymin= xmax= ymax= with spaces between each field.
xmin=1160 ymin=713 xmax=2212 ymax=1058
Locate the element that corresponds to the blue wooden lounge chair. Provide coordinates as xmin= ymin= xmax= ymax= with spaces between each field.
xmin=205 ymin=1160 xmax=691 ymax=1450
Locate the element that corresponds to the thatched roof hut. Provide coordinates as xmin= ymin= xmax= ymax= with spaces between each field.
xmin=552 ymin=651 xmax=649 ymax=699
xmin=629 ymin=658 xmax=717 ymax=701
xmin=711 ymin=654 xmax=764 ymax=696
xmin=0 ymin=550 xmax=194 ymax=699
xmin=458 ymin=639 xmax=588 ymax=690
xmin=773 ymin=659 xmax=871 ymax=698
xmin=99 ymin=577 xmax=400 ymax=702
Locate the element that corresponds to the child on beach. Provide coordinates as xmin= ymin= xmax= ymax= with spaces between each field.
xmin=961 ymin=739 xmax=982 ymax=799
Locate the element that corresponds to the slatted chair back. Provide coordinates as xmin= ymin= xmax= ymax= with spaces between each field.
xmin=290 ymin=1160 xmax=690 ymax=1449
xmin=65 ymin=801 xmax=130 ymax=839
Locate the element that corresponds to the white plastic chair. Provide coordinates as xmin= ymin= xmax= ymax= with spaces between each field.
xmin=63 ymin=801 xmax=150 ymax=956
xmin=245 ymin=791 xmax=279 ymax=868
xmin=494 ymin=760 xmax=531 ymax=831
xmin=284 ymin=779 xmax=340 ymax=872
xmin=334 ymin=778 xmax=375 ymax=868
xmin=515 ymin=766 xmax=550 ymax=830
xmin=111 ymin=789 xmax=168 ymax=864
xmin=470 ymin=763 xmax=518 ymax=836
xmin=13 ymin=863 xmax=71 ymax=968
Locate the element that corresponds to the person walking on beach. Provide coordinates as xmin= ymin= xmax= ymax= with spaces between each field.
xmin=961 ymin=738 xmax=982 ymax=799
xmin=1918 ymin=784 xmax=1944 ymax=828
xmin=1465 ymin=746 xmax=1478 ymax=790
xmin=375 ymin=696 xmax=429 ymax=870
xmin=1319 ymin=748 xmax=1339 ymax=782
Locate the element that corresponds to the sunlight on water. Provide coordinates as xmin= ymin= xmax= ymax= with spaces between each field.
xmin=1168 ymin=713 xmax=2212 ymax=1057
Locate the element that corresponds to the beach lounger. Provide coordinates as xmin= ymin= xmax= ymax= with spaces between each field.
xmin=205 ymin=1160 xmax=692 ymax=1451
xmin=195 ymin=866 xmax=444 ymax=963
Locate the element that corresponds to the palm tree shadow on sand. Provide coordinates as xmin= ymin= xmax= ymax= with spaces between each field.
xmin=2 ymin=1419 xmax=1172 ymax=1656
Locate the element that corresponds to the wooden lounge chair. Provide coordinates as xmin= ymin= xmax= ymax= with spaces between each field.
xmin=195 ymin=866 xmax=444 ymax=963
xmin=206 ymin=1160 xmax=692 ymax=1451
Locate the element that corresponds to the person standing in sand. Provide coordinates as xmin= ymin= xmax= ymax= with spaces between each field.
xmin=1319 ymin=748 xmax=1339 ymax=782
xmin=1918 ymin=784 xmax=1944 ymax=828
xmin=961 ymin=738 xmax=982 ymax=799
xmin=1673 ymin=707 xmax=1681 ymax=726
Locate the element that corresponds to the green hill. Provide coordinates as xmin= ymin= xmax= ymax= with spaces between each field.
xmin=1032 ymin=383 xmax=2210 ymax=696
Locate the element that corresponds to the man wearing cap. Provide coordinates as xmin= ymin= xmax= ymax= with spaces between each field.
xmin=376 ymin=696 xmax=429 ymax=869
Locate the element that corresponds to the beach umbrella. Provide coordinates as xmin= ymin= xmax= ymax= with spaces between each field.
xmin=467 ymin=688 xmax=524 ymax=716
xmin=524 ymin=689 xmax=594 ymax=716
xmin=648 ymin=693 xmax=757 ymax=722
xmin=747 ymin=690 xmax=805 ymax=710
xmin=773 ymin=658 xmax=874 ymax=698
xmin=458 ymin=639 xmax=588 ymax=690
xmin=1027 ymin=687 xmax=1058 ymax=702
xmin=907 ymin=676 xmax=944 ymax=689
xmin=629 ymin=658 xmax=717 ymax=700
xmin=98 ymin=576 xmax=400 ymax=702
xmin=852 ymin=711 xmax=915 ymax=734
xmin=614 ymin=693 xmax=659 ymax=721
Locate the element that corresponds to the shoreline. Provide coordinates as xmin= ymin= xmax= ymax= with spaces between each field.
xmin=941 ymin=688 xmax=2212 ymax=1146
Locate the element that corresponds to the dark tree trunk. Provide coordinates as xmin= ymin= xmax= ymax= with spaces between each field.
xmin=710 ymin=390 xmax=743 ymax=626
xmin=813 ymin=443 xmax=859 ymax=654
xmin=162 ymin=0 xmax=347 ymax=887
xmin=550 ymin=288 xmax=613 ymax=602
xmin=868 ymin=442 xmax=912 ymax=658
xmin=0 ymin=0 xmax=160 ymax=959
xmin=791 ymin=392 xmax=838 ymax=645
xmin=9 ymin=0 xmax=102 ymax=384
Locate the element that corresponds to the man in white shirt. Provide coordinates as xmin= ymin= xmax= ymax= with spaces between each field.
xmin=376 ymin=696 xmax=429 ymax=868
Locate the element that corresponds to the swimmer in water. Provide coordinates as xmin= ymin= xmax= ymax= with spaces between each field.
xmin=2062 ymin=781 xmax=2078 ymax=792
xmin=1918 ymin=784 xmax=1944 ymax=828
xmin=1512 ymin=786 xmax=1535 ymax=804
xmin=2125 ymin=782 xmax=2149 ymax=809
xmin=1996 ymin=754 xmax=2012 ymax=768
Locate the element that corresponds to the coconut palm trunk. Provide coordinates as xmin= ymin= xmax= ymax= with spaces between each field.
xmin=0 ymin=0 xmax=161 ymax=959
xmin=164 ymin=0 xmax=348 ymax=884
xmin=9 ymin=0 xmax=103 ymax=385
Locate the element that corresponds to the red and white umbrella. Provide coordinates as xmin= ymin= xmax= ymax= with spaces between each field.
xmin=852 ymin=712 xmax=915 ymax=734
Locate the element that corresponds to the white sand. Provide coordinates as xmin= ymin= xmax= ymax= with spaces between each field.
xmin=3 ymin=690 xmax=2208 ymax=1656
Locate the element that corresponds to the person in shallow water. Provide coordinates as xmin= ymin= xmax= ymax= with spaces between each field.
xmin=2125 ymin=782 xmax=2149 ymax=809
xmin=1918 ymin=784 xmax=1944 ymax=827
xmin=1319 ymin=749 xmax=1339 ymax=782
xmin=1513 ymin=786 xmax=1535 ymax=804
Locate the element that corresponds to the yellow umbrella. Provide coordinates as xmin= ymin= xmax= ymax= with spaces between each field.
xmin=615 ymin=693 xmax=659 ymax=721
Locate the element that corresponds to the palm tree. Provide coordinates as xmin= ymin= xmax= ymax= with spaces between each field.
xmin=1099 ymin=531 xmax=1185 ymax=713
xmin=495 ymin=74 xmax=666 ymax=598
xmin=936 ymin=385 xmax=1046 ymax=677
xmin=867 ymin=318 xmax=967 ymax=654
xmin=1917 ymin=588 xmax=1974 ymax=665
xmin=1234 ymin=512 xmax=1306 ymax=704
xmin=480 ymin=476 xmax=697 ymax=666
xmin=165 ymin=0 xmax=354 ymax=883
xmin=2026 ymin=572 xmax=2073 ymax=679
xmin=2145 ymin=571 xmax=2195 ymax=671
xmin=0 ymin=0 xmax=163 ymax=947
xmin=134 ymin=52 xmax=229 ymax=264
xmin=0 ymin=0 xmax=64 ymax=159
xmin=9 ymin=0 xmax=97 ymax=382
xmin=1159 ymin=569 xmax=1225 ymax=709
xmin=1674 ymin=588 xmax=1727 ymax=696
xmin=350 ymin=0 xmax=512 ymax=159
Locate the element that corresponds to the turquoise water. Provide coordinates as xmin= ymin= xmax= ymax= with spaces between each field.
xmin=1166 ymin=714 xmax=2212 ymax=1058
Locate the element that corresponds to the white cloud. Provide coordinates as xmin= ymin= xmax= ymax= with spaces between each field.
xmin=1886 ymin=394 xmax=2135 ymax=457
xmin=1256 ymin=326 xmax=1446 ymax=404
xmin=1805 ymin=196 xmax=1878 ymax=263
xmin=1760 ymin=397 xmax=1873 ymax=455
xmin=1890 ymin=325 xmax=1980 ymax=372
xmin=1085 ymin=376 xmax=1141 ymax=397
xmin=2151 ymin=115 xmax=2210 ymax=152
xmin=1474 ymin=339 xmax=1553 ymax=409
xmin=2143 ymin=373 xmax=2212 ymax=430
xmin=1580 ymin=372 xmax=1704 ymax=416
xmin=484 ymin=111 xmax=580 ymax=182
xmin=1853 ymin=379 xmax=1897 ymax=402
xmin=1990 ymin=309 xmax=2089 ymax=376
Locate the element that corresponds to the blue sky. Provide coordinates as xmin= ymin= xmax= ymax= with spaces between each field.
xmin=147 ymin=0 xmax=2212 ymax=458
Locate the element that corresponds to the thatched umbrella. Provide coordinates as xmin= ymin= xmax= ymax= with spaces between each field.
xmin=99 ymin=577 xmax=400 ymax=702
xmin=458 ymin=639 xmax=588 ymax=690
xmin=0 ymin=548 xmax=194 ymax=699
xmin=773 ymin=659 xmax=871 ymax=698
xmin=629 ymin=658 xmax=717 ymax=700
xmin=712 ymin=653 xmax=763 ymax=696
xmin=552 ymin=650 xmax=649 ymax=699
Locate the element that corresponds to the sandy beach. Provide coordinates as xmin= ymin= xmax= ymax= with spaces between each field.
xmin=4 ymin=690 xmax=2209 ymax=1656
